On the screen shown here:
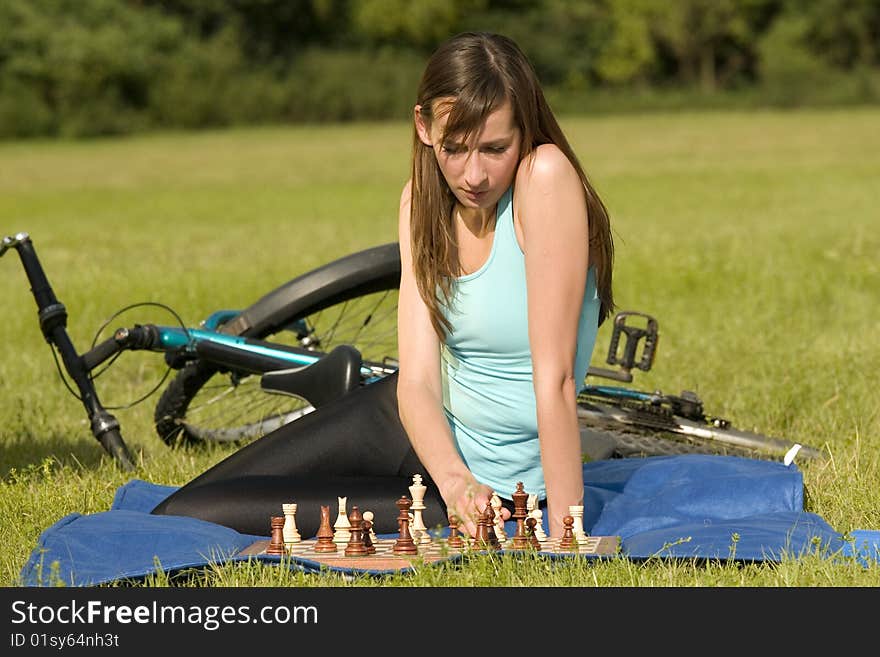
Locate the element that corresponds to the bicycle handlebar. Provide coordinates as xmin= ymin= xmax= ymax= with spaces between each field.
xmin=4 ymin=232 xmax=137 ymax=471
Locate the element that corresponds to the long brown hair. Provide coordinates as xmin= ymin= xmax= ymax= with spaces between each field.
xmin=410 ymin=32 xmax=614 ymax=339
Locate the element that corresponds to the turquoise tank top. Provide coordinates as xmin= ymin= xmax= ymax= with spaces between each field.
xmin=440 ymin=186 xmax=600 ymax=500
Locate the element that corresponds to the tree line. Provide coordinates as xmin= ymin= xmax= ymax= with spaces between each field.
xmin=1 ymin=0 xmax=878 ymax=138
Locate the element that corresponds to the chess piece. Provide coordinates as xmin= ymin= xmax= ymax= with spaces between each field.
xmin=344 ymin=506 xmax=369 ymax=556
xmin=446 ymin=515 xmax=465 ymax=549
xmin=472 ymin=506 xmax=491 ymax=548
xmin=558 ymin=515 xmax=577 ymax=552
xmin=511 ymin=482 xmax=531 ymax=549
xmin=363 ymin=510 xmax=378 ymax=545
xmin=334 ymin=496 xmax=352 ymax=545
xmin=362 ymin=518 xmax=376 ymax=554
xmin=267 ymin=516 xmax=286 ymax=555
xmin=490 ymin=493 xmax=507 ymax=542
xmin=569 ymin=504 xmax=587 ymax=543
xmin=314 ymin=505 xmax=338 ymax=553
xmin=409 ymin=474 xmax=431 ymax=545
xmin=483 ymin=502 xmax=502 ymax=550
xmin=282 ymin=502 xmax=301 ymax=549
xmin=526 ymin=517 xmax=541 ymax=550
xmin=530 ymin=506 xmax=548 ymax=542
xmin=393 ymin=496 xmax=419 ymax=555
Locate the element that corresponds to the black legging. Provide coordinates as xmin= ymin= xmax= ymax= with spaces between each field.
xmin=150 ymin=372 xmax=449 ymax=537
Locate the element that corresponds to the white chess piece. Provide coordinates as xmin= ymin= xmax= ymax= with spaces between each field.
xmin=531 ymin=507 xmax=548 ymax=541
xmin=569 ymin=504 xmax=587 ymax=543
xmin=282 ymin=502 xmax=301 ymax=549
xmin=363 ymin=510 xmax=378 ymax=544
xmin=490 ymin=493 xmax=507 ymax=541
xmin=334 ymin=496 xmax=352 ymax=545
xmin=409 ymin=474 xmax=431 ymax=544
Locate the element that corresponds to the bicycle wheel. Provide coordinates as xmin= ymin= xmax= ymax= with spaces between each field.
xmin=576 ymin=395 xmax=826 ymax=463
xmin=154 ymin=242 xmax=401 ymax=446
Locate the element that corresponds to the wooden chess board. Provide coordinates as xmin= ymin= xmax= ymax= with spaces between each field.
xmin=237 ymin=535 xmax=620 ymax=574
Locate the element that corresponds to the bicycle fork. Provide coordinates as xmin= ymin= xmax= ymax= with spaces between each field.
xmin=2 ymin=233 xmax=137 ymax=470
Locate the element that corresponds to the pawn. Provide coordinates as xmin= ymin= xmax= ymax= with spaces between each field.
xmin=266 ymin=516 xmax=286 ymax=555
xmin=558 ymin=515 xmax=577 ymax=552
xmin=526 ymin=517 xmax=541 ymax=550
xmin=363 ymin=510 xmax=378 ymax=545
xmin=446 ymin=515 xmax=465 ymax=549
xmin=363 ymin=518 xmax=376 ymax=554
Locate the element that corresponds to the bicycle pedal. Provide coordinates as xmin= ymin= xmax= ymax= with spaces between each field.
xmin=605 ymin=311 xmax=659 ymax=376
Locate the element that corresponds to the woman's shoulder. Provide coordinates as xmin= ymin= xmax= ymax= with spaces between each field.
xmin=515 ymin=143 xmax=578 ymax=190
xmin=513 ymin=144 xmax=584 ymax=221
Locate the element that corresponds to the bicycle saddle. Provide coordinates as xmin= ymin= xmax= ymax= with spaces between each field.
xmin=260 ymin=344 xmax=362 ymax=408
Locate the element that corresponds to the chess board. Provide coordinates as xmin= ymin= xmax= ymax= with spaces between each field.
xmin=237 ymin=535 xmax=620 ymax=575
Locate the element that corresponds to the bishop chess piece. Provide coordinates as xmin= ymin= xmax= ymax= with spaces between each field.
xmin=344 ymin=506 xmax=369 ymax=557
xmin=408 ymin=474 xmax=431 ymax=545
xmin=483 ymin=502 xmax=502 ymax=550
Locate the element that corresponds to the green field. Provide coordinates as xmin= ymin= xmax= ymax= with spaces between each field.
xmin=1 ymin=108 xmax=878 ymax=586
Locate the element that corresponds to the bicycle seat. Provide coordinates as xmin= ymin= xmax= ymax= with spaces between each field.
xmin=260 ymin=344 xmax=362 ymax=408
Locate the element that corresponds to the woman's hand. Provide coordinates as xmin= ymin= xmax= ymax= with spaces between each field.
xmin=438 ymin=472 xmax=510 ymax=537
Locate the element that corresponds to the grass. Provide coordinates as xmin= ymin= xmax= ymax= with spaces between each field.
xmin=1 ymin=107 xmax=879 ymax=587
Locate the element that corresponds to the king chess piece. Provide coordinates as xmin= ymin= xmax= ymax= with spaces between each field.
xmin=393 ymin=496 xmax=418 ymax=555
xmin=408 ymin=474 xmax=431 ymax=545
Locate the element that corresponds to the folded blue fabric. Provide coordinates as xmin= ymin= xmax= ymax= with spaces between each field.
xmin=18 ymin=455 xmax=872 ymax=586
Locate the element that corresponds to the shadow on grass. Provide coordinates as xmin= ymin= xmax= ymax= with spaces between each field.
xmin=1 ymin=430 xmax=148 ymax=478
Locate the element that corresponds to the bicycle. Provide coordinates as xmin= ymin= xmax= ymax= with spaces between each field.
xmin=2 ymin=231 xmax=825 ymax=472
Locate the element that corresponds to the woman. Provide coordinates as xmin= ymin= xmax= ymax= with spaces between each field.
xmin=151 ymin=32 xmax=613 ymax=540
xmin=396 ymin=32 xmax=613 ymax=538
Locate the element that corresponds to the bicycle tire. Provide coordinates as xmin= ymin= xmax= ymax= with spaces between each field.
xmin=154 ymin=242 xmax=401 ymax=446
xmin=576 ymin=397 xmax=826 ymax=463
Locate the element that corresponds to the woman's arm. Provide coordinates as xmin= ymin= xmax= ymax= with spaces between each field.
xmin=515 ymin=145 xmax=590 ymax=538
xmin=395 ymin=180 xmax=496 ymax=536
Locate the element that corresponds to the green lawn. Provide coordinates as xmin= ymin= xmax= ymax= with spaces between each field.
xmin=1 ymin=107 xmax=878 ymax=586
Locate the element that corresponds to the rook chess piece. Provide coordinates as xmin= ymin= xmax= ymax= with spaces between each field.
xmin=334 ymin=496 xmax=352 ymax=545
xmin=282 ymin=502 xmax=301 ymax=549
xmin=569 ymin=504 xmax=587 ymax=543
xmin=267 ymin=516 xmax=286 ymax=555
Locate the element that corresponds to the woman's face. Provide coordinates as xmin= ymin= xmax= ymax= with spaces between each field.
xmin=416 ymin=99 xmax=522 ymax=212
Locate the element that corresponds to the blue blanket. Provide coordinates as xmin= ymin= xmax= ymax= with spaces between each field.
xmin=19 ymin=455 xmax=879 ymax=586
